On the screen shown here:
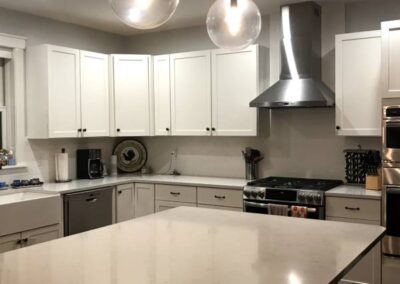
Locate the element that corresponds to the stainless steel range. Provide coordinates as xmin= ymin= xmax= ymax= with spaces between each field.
xmin=243 ymin=177 xmax=343 ymax=219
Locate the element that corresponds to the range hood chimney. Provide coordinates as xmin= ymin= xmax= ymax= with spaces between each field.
xmin=250 ymin=1 xmax=335 ymax=108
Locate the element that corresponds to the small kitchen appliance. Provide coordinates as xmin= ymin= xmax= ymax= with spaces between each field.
xmin=76 ymin=149 xmax=104 ymax=179
xmin=382 ymin=98 xmax=400 ymax=257
xmin=243 ymin=176 xmax=343 ymax=219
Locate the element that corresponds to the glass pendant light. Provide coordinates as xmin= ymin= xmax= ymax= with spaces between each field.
xmin=206 ymin=0 xmax=262 ymax=51
xmin=110 ymin=0 xmax=180 ymax=29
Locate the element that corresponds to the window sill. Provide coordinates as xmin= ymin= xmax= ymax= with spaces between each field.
xmin=2 ymin=164 xmax=27 ymax=170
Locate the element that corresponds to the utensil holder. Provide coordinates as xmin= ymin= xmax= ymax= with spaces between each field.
xmin=246 ymin=163 xmax=257 ymax=180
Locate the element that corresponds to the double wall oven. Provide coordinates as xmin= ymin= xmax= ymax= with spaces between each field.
xmin=383 ymin=100 xmax=400 ymax=256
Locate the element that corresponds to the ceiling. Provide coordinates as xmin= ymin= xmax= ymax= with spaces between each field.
xmin=0 ymin=0 xmax=365 ymax=36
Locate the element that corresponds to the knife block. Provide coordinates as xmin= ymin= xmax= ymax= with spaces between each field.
xmin=365 ymin=170 xmax=382 ymax=191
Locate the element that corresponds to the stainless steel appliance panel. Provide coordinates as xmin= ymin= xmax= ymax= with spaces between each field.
xmin=64 ymin=187 xmax=113 ymax=236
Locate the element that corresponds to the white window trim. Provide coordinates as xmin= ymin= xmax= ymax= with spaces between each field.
xmin=0 ymin=33 xmax=26 ymax=169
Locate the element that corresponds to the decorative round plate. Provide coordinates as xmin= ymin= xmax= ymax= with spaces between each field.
xmin=113 ymin=140 xmax=147 ymax=173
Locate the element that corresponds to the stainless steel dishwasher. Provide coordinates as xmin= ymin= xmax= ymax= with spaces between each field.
xmin=63 ymin=187 xmax=113 ymax=236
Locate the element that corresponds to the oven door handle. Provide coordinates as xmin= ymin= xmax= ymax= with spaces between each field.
xmin=244 ymin=201 xmax=269 ymax=209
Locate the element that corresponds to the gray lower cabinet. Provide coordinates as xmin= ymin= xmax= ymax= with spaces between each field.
xmin=326 ymin=196 xmax=382 ymax=284
xmin=0 ymin=224 xmax=61 ymax=254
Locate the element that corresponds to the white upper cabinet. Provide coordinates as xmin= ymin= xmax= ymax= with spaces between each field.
xmin=112 ymin=55 xmax=152 ymax=137
xmin=47 ymin=46 xmax=81 ymax=138
xmin=153 ymin=55 xmax=171 ymax=136
xmin=382 ymin=20 xmax=400 ymax=98
xmin=27 ymin=45 xmax=110 ymax=139
xmin=170 ymin=51 xmax=212 ymax=136
xmin=211 ymin=45 xmax=268 ymax=136
xmin=80 ymin=51 xmax=110 ymax=137
xmin=335 ymin=31 xmax=382 ymax=136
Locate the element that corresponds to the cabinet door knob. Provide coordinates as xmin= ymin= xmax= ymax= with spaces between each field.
xmin=336 ymin=126 xmax=341 ymax=130
xmin=118 ymin=190 xmax=122 ymax=195
xmin=117 ymin=129 xmax=121 ymax=132
xmin=166 ymin=128 xmax=170 ymax=131
xmin=83 ymin=129 xmax=87 ymax=132
xmin=212 ymin=127 xmax=216 ymax=131
xmin=16 ymin=239 xmax=22 ymax=245
xmin=206 ymin=127 xmax=210 ymax=131
xmin=78 ymin=129 xmax=82 ymax=132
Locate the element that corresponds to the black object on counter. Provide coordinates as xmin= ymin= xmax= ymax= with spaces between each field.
xmin=344 ymin=146 xmax=381 ymax=184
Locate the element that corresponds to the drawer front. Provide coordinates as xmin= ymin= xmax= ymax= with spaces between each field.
xmin=198 ymin=204 xmax=243 ymax=212
xmin=156 ymin=201 xmax=197 ymax=213
xmin=155 ymin=184 xmax=197 ymax=203
xmin=326 ymin=197 xmax=381 ymax=221
xmin=198 ymin=187 xmax=243 ymax=208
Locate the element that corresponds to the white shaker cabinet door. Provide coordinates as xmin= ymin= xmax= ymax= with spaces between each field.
xmin=21 ymin=225 xmax=61 ymax=247
xmin=154 ymin=55 xmax=171 ymax=136
xmin=211 ymin=46 xmax=259 ymax=136
xmin=80 ymin=51 xmax=110 ymax=137
xmin=48 ymin=46 xmax=81 ymax=138
xmin=134 ymin=183 xmax=155 ymax=218
xmin=382 ymin=20 xmax=400 ymax=98
xmin=0 ymin=233 xmax=22 ymax=254
xmin=113 ymin=55 xmax=151 ymax=136
xmin=335 ymin=31 xmax=382 ymax=136
xmin=116 ymin=184 xmax=135 ymax=222
xmin=170 ymin=51 xmax=212 ymax=136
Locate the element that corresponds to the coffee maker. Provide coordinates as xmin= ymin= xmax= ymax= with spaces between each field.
xmin=76 ymin=149 xmax=104 ymax=179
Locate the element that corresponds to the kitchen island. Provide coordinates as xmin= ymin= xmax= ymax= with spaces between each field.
xmin=0 ymin=207 xmax=385 ymax=284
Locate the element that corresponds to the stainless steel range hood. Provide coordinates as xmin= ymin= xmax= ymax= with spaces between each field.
xmin=250 ymin=1 xmax=335 ymax=108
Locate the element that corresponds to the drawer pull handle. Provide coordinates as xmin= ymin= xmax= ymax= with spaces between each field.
xmin=214 ymin=195 xmax=226 ymax=200
xmin=86 ymin=198 xmax=97 ymax=203
xmin=170 ymin=192 xmax=181 ymax=196
xmin=345 ymin=206 xmax=360 ymax=211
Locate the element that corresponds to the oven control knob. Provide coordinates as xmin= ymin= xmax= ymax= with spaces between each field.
xmin=314 ymin=194 xmax=322 ymax=204
xmin=306 ymin=194 xmax=313 ymax=203
xmin=257 ymin=190 xmax=264 ymax=199
xmin=298 ymin=193 xmax=305 ymax=203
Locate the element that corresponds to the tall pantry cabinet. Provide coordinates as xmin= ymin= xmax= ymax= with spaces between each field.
xmin=27 ymin=45 xmax=110 ymax=138
xmin=382 ymin=20 xmax=400 ymax=99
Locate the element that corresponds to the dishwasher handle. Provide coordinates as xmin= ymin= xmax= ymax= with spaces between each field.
xmin=86 ymin=197 xmax=97 ymax=203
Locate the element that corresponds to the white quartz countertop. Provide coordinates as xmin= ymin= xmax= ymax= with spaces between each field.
xmin=326 ymin=184 xmax=382 ymax=200
xmin=0 ymin=207 xmax=385 ymax=284
xmin=37 ymin=174 xmax=248 ymax=194
xmin=0 ymin=188 xmax=59 ymax=205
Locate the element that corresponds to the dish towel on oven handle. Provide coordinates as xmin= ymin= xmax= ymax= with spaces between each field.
xmin=266 ymin=204 xmax=289 ymax=216
xmin=291 ymin=205 xmax=308 ymax=218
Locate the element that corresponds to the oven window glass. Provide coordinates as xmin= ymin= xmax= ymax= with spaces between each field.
xmin=386 ymin=124 xmax=400 ymax=149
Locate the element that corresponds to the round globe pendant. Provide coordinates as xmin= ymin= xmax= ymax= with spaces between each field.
xmin=207 ymin=0 xmax=262 ymax=51
xmin=110 ymin=0 xmax=180 ymax=30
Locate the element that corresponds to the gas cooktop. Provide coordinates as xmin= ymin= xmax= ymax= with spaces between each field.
xmin=244 ymin=176 xmax=343 ymax=207
xmin=247 ymin=176 xmax=343 ymax=191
